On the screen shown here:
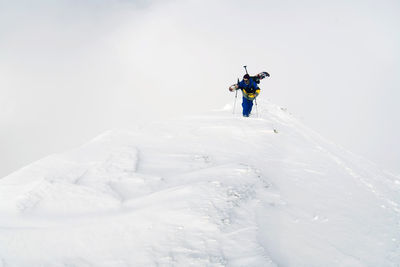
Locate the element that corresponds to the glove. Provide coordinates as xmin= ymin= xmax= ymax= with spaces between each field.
xmin=229 ymin=84 xmax=237 ymax=92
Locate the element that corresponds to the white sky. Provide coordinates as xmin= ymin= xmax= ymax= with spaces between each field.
xmin=1 ymin=0 xmax=399 ymax=177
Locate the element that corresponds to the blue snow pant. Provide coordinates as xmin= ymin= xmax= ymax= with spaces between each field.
xmin=242 ymin=97 xmax=254 ymax=117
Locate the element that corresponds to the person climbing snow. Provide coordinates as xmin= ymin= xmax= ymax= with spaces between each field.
xmin=229 ymin=74 xmax=260 ymax=117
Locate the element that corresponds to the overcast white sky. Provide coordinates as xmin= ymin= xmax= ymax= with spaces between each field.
xmin=1 ymin=0 xmax=399 ymax=178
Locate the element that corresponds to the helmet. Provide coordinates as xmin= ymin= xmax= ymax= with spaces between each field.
xmin=243 ymin=74 xmax=250 ymax=80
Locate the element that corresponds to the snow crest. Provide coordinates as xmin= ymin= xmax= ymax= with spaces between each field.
xmin=0 ymin=101 xmax=399 ymax=266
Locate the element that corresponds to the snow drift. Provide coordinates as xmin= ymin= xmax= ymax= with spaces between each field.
xmin=0 ymin=100 xmax=399 ymax=267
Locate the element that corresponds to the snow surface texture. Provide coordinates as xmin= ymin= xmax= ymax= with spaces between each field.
xmin=1 ymin=100 xmax=400 ymax=267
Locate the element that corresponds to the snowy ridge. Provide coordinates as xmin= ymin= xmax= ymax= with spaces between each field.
xmin=0 ymin=100 xmax=399 ymax=266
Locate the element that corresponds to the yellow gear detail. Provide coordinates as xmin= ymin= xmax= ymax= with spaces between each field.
xmin=243 ymin=89 xmax=260 ymax=100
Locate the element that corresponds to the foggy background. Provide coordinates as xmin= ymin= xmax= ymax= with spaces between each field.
xmin=1 ymin=0 xmax=399 ymax=178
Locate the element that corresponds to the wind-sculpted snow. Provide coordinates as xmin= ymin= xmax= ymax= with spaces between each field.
xmin=0 ymin=101 xmax=399 ymax=266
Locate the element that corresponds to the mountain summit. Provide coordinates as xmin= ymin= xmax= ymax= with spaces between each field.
xmin=1 ymin=101 xmax=399 ymax=267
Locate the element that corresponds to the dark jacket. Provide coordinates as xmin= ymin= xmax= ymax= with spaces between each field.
xmin=237 ymin=78 xmax=260 ymax=100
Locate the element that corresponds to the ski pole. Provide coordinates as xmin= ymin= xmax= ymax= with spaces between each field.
xmin=233 ymin=78 xmax=239 ymax=114
xmin=255 ymin=98 xmax=259 ymax=118
xmin=243 ymin=65 xmax=248 ymax=75
xmin=233 ymin=89 xmax=238 ymax=114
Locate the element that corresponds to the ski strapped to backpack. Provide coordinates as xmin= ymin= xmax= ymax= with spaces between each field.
xmin=229 ymin=71 xmax=270 ymax=91
xmin=251 ymin=71 xmax=270 ymax=84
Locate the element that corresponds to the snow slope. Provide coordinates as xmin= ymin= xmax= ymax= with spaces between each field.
xmin=1 ymin=100 xmax=399 ymax=267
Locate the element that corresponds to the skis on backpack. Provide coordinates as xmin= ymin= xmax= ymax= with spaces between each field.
xmin=252 ymin=71 xmax=270 ymax=84
xmin=229 ymin=71 xmax=270 ymax=90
